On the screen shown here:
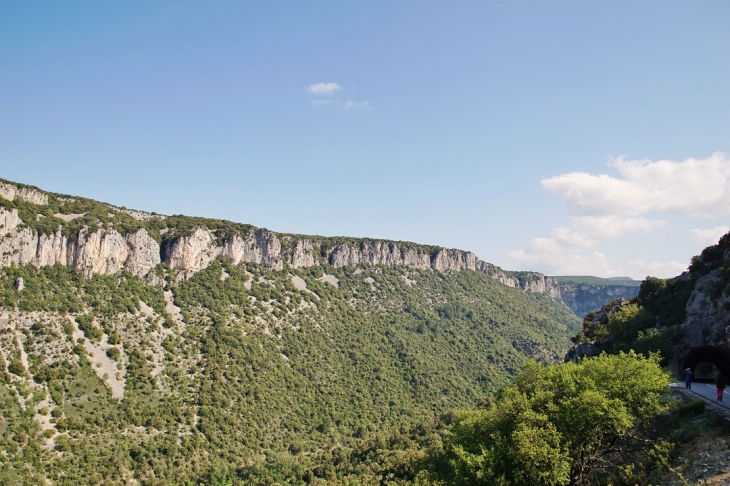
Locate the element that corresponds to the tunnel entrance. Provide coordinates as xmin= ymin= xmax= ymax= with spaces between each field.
xmin=682 ymin=345 xmax=730 ymax=381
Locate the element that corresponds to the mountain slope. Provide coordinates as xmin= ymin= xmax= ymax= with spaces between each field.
xmin=0 ymin=178 xmax=585 ymax=484
xmin=1 ymin=260 xmax=579 ymax=483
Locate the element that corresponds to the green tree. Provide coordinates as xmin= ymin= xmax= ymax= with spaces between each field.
xmin=422 ymin=352 xmax=671 ymax=486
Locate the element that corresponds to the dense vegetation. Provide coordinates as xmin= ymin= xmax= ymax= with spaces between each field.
xmin=420 ymin=352 xmax=672 ymax=486
xmin=0 ymin=259 xmax=580 ymax=484
xmin=2 ymin=179 xmax=723 ymax=485
xmin=570 ymin=231 xmax=730 ymax=363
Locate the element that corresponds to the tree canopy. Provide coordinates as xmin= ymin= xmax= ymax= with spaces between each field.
xmin=421 ymin=352 xmax=671 ymax=486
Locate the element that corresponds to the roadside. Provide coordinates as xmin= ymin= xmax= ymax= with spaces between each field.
xmin=664 ymin=384 xmax=730 ymax=485
xmin=671 ymin=382 xmax=730 ymax=423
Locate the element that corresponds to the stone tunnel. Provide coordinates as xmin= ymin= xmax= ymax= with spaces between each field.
xmin=682 ymin=345 xmax=730 ymax=379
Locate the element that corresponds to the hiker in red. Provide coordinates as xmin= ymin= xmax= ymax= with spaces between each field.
xmin=716 ymin=373 xmax=726 ymax=402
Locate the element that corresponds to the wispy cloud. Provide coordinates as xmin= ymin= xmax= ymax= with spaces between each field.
xmin=307 ymin=82 xmax=341 ymax=95
xmin=508 ymin=152 xmax=730 ymax=278
xmin=690 ymin=226 xmax=730 ymax=245
xmin=310 ymin=99 xmax=335 ymax=107
xmin=306 ymin=82 xmax=374 ymax=111
xmin=629 ymin=260 xmax=688 ymax=278
xmin=343 ymin=100 xmax=373 ymax=110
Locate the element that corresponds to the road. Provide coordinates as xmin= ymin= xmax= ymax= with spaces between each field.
xmin=670 ymin=382 xmax=730 ymax=411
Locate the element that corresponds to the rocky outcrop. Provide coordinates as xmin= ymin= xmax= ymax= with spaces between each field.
xmin=282 ymin=237 xmax=317 ymax=268
xmin=164 ymin=228 xmax=222 ymax=279
xmin=432 ymin=248 xmax=479 ymax=272
xmin=566 ymin=342 xmax=599 ymax=361
xmin=73 ymin=229 xmax=130 ymax=277
xmin=0 ymin=181 xmax=640 ymax=316
xmin=0 ymin=182 xmax=48 ymax=205
xmin=669 ymin=237 xmax=730 ymax=375
xmin=124 ymin=229 xmax=161 ymax=278
xmin=678 ymin=266 xmax=730 ymax=353
xmin=0 ymin=207 xmax=157 ymax=278
xmin=555 ymin=284 xmax=639 ymax=318
xmin=328 ymin=241 xmax=431 ymax=269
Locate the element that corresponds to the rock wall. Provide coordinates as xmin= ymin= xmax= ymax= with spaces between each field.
xmin=555 ymin=283 xmax=640 ymax=318
xmin=676 ymin=257 xmax=730 ymax=361
xmin=0 ymin=208 xmax=161 ymax=278
xmin=0 ymin=181 xmax=48 ymax=206
xmin=0 ymin=201 xmax=636 ymax=316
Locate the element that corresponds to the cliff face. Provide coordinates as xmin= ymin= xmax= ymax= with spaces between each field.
xmin=0 ymin=207 xmax=160 ymax=279
xmin=676 ymin=246 xmax=730 ymax=359
xmin=0 ymin=179 xmax=635 ymax=315
xmin=555 ymin=283 xmax=640 ymax=318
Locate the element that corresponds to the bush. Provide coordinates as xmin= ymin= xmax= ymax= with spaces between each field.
xmin=106 ymin=347 xmax=121 ymax=361
xmin=678 ymin=398 xmax=706 ymax=418
xmin=76 ymin=314 xmax=102 ymax=342
xmin=8 ymin=359 xmax=26 ymax=377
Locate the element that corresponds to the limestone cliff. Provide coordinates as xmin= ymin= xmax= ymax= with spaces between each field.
xmin=674 ymin=242 xmax=730 ymax=366
xmin=0 ymin=181 xmax=48 ymax=206
xmin=0 ymin=178 xmax=637 ymax=315
xmin=554 ymin=283 xmax=640 ymax=318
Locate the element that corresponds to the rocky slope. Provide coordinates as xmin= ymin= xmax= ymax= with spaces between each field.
xmin=551 ymin=280 xmax=639 ymax=318
xmin=0 ymin=178 xmax=636 ymax=316
xmin=564 ymin=229 xmax=730 ymax=382
xmin=673 ymin=235 xmax=730 ymax=371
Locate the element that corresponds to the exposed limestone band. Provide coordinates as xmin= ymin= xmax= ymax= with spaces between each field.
xmin=0 ymin=203 xmax=637 ymax=314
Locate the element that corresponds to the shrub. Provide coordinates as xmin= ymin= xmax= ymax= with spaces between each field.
xmin=8 ymin=359 xmax=26 ymax=377
xmin=106 ymin=347 xmax=121 ymax=361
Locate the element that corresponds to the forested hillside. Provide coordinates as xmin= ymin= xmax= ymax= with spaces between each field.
xmin=0 ymin=255 xmax=580 ymax=484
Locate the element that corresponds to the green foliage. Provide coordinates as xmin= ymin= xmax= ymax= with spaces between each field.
xmin=0 ymin=265 xmax=165 ymax=317
xmin=635 ymin=276 xmax=694 ymax=327
xmin=421 ymin=352 xmax=671 ymax=486
xmin=76 ymin=314 xmax=102 ymax=342
xmin=7 ymin=359 xmax=26 ymax=377
xmin=571 ymin=272 xmax=696 ymax=361
xmin=688 ymin=230 xmax=730 ymax=276
xmin=0 ymin=258 xmax=582 ymax=484
xmin=106 ymin=347 xmax=121 ymax=361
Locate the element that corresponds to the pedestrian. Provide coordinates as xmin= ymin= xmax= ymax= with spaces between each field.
xmin=716 ymin=373 xmax=726 ymax=402
xmin=684 ymin=368 xmax=694 ymax=389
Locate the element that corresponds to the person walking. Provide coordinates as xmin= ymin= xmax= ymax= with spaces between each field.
xmin=684 ymin=368 xmax=694 ymax=389
xmin=716 ymin=373 xmax=726 ymax=402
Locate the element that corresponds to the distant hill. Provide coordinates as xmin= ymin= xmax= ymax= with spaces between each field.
xmin=552 ymin=275 xmax=641 ymax=287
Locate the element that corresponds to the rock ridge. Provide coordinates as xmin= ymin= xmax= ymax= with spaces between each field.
xmin=0 ymin=178 xmax=639 ymax=315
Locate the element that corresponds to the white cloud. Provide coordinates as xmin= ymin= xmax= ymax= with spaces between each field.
xmin=508 ymin=153 xmax=730 ymax=278
xmin=307 ymin=82 xmax=341 ymax=95
xmin=541 ymin=152 xmax=730 ymax=217
xmin=508 ymin=216 xmax=666 ymax=276
xmin=690 ymin=226 xmax=730 ymax=245
xmin=552 ymin=216 xmax=666 ymax=249
xmin=508 ymin=245 xmax=615 ymax=277
xmin=628 ymin=260 xmax=688 ymax=278
xmin=310 ymin=99 xmax=374 ymax=110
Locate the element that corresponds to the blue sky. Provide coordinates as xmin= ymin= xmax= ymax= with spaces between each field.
xmin=1 ymin=1 xmax=729 ymax=278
